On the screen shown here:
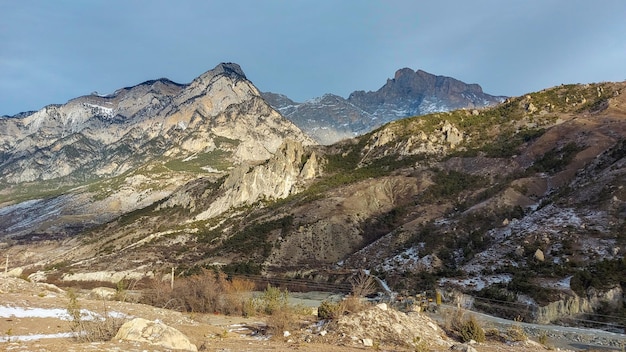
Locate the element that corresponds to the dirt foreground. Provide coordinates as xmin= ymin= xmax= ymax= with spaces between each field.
xmin=0 ymin=276 xmax=590 ymax=352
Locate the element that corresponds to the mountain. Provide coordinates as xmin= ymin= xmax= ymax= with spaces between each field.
xmin=0 ymin=62 xmax=315 ymax=240
xmin=263 ymin=68 xmax=505 ymax=144
xmin=1 ymin=64 xmax=625 ymax=326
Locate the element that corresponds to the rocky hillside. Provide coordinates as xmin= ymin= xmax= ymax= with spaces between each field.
xmin=0 ymin=63 xmax=314 ymax=240
xmin=0 ymin=64 xmax=624 ymax=327
xmin=263 ymin=68 xmax=505 ymax=144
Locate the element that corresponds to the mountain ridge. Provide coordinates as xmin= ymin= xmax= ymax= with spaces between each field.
xmin=0 ymin=63 xmax=624 ymax=326
xmin=264 ymin=67 xmax=505 ymax=144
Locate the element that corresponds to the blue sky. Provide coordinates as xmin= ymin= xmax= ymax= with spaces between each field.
xmin=1 ymin=0 xmax=625 ymax=116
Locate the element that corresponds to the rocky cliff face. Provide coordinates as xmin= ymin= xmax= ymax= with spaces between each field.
xmin=159 ymin=139 xmax=322 ymax=221
xmin=535 ymin=286 xmax=624 ymax=324
xmin=264 ymin=68 xmax=504 ymax=144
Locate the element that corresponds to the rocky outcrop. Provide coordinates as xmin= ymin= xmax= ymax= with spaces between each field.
xmin=535 ymin=286 xmax=623 ymax=324
xmin=115 ymin=318 xmax=197 ymax=351
xmin=363 ymin=120 xmax=464 ymax=159
xmin=194 ymin=139 xmax=321 ymax=220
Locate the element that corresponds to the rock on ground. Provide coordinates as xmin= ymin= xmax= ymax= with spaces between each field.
xmin=115 ymin=317 xmax=197 ymax=351
xmin=335 ymin=303 xmax=452 ymax=349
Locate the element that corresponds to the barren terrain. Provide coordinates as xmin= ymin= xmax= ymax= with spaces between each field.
xmin=2 ymin=276 xmax=625 ymax=351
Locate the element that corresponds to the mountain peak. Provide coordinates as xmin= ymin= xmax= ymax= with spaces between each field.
xmin=394 ymin=67 xmax=417 ymax=79
xmin=200 ymin=62 xmax=247 ymax=80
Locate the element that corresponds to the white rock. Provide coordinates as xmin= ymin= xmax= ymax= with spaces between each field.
xmin=362 ymin=338 xmax=374 ymax=347
xmin=375 ymin=303 xmax=388 ymax=311
xmin=115 ymin=318 xmax=197 ymax=351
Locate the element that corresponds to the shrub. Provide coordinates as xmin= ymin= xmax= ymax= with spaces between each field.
xmin=66 ymin=290 xmax=125 ymax=342
xmin=317 ymin=295 xmax=369 ymax=320
xmin=447 ymin=310 xmax=485 ymax=343
xmin=256 ymin=284 xmax=289 ymax=315
xmin=139 ymin=269 xmax=255 ymax=315
xmin=350 ymin=271 xmax=377 ymax=298
xmin=318 ymin=300 xmax=342 ymax=320
xmin=506 ymin=317 xmax=527 ymax=342
xmin=459 ymin=315 xmax=486 ymax=343
xmin=266 ymin=307 xmax=302 ymax=335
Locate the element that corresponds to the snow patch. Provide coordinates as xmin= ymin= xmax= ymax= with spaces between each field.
xmin=0 ymin=305 xmax=128 ymax=321
xmin=0 ymin=332 xmax=75 ymax=342
xmin=439 ymin=274 xmax=512 ymax=291
xmin=84 ymin=103 xmax=114 ymax=117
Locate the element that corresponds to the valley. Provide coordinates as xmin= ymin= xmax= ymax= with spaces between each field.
xmin=0 ymin=63 xmax=625 ymax=349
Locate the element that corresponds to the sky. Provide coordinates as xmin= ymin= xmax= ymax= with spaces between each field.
xmin=1 ymin=0 xmax=626 ymax=116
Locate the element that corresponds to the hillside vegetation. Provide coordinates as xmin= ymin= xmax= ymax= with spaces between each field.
xmin=2 ymin=80 xmax=625 ymax=326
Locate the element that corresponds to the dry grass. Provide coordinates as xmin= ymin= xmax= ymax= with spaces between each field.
xmin=66 ymin=290 xmax=126 ymax=342
xmin=140 ymin=269 xmax=255 ymax=315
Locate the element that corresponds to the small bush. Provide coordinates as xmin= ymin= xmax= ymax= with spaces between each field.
xmin=340 ymin=295 xmax=369 ymax=315
xmin=459 ymin=315 xmax=486 ymax=343
xmin=257 ymin=284 xmax=289 ymax=315
xmin=317 ymin=295 xmax=369 ymax=320
xmin=318 ymin=300 xmax=341 ymax=320
xmin=506 ymin=321 xmax=527 ymax=342
xmin=447 ymin=310 xmax=485 ymax=343
xmin=67 ymin=290 xmax=125 ymax=342
xmin=350 ymin=271 xmax=377 ymax=298
xmin=538 ymin=330 xmax=549 ymax=345
xmin=266 ymin=307 xmax=302 ymax=335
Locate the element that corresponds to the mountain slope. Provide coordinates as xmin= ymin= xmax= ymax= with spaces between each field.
xmin=1 ymin=68 xmax=624 ymax=326
xmin=264 ymin=68 xmax=505 ymax=144
xmin=0 ymin=62 xmax=314 ymax=240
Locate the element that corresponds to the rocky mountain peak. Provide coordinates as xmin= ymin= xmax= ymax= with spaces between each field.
xmin=268 ymin=67 xmax=505 ymax=144
xmin=195 ymin=62 xmax=247 ymax=83
xmin=0 ymin=62 xmax=313 ymax=185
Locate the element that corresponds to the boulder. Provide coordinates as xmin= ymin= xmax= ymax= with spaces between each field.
xmin=534 ymin=249 xmax=545 ymax=262
xmin=115 ymin=318 xmax=197 ymax=351
xmin=91 ymin=287 xmax=117 ymax=300
xmin=451 ymin=344 xmax=478 ymax=352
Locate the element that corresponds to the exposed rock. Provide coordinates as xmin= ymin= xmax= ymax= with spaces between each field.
xmin=195 ymin=139 xmax=320 ymax=220
xmin=334 ymin=303 xmax=451 ymax=349
xmin=62 ymin=270 xmax=152 ymax=284
xmin=441 ymin=121 xmax=463 ymax=147
xmin=90 ymin=287 xmax=117 ymax=300
xmin=534 ymin=249 xmax=545 ymax=262
xmin=0 ymin=62 xmax=314 ymax=240
xmin=451 ymin=344 xmax=478 ymax=352
xmin=535 ymin=286 xmax=624 ymax=324
xmin=115 ymin=318 xmax=197 ymax=351
xmin=27 ymin=271 xmax=47 ymax=282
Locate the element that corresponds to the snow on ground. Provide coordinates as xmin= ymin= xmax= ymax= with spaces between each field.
xmin=539 ymin=276 xmax=573 ymax=290
xmin=0 ymin=332 xmax=75 ymax=342
xmin=84 ymin=103 xmax=114 ymax=117
xmin=0 ymin=305 xmax=129 ymax=321
xmin=439 ymin=274 xmax=512 ymax=291
xmin=461 ymin=204 xmax=611 ymax=275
